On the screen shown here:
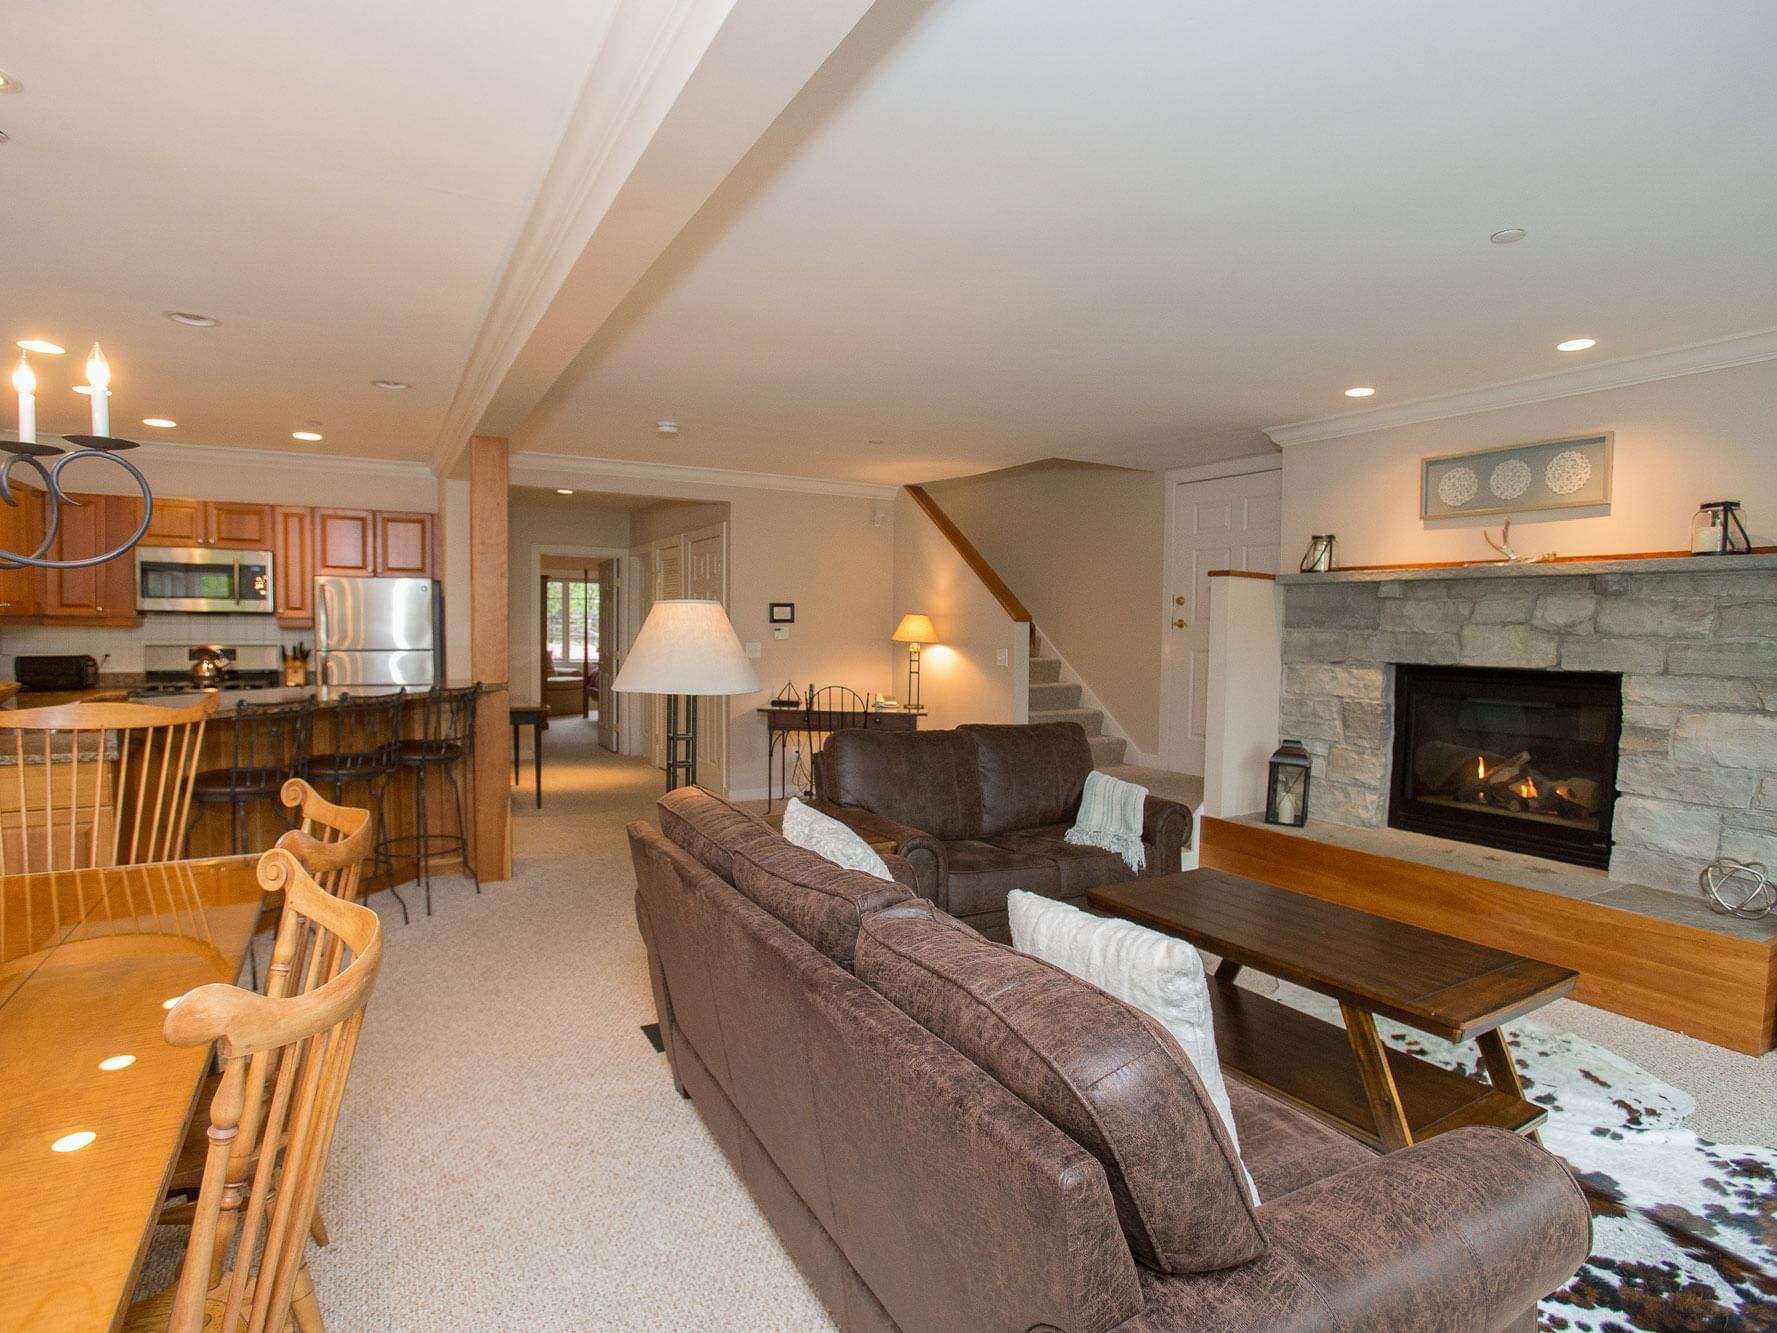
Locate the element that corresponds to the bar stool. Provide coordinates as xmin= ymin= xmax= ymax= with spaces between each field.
xmin=186 ymin=697 xmax=316 ymax=858
xmin=306 ymin=690 xmax=408 ymax=923
xmin=393 ymin=683 xmax=481 ymax=915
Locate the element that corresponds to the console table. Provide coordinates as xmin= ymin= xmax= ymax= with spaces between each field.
xmin=757 ymin=705 xmax=923 ymax=812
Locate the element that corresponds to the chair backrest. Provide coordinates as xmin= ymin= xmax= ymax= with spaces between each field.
xmin=799 ymin=686 xmax=869 ymax=798
xmin=275 ymin=778 xmax=373 ymax=907
xmin=326 ymin=690 xmax=405 ymax=777
xmin=0 ymin=694 xmax=218 ymax=874
xmin=226 ymin=697 xmax=316 ymax=782
xmin=414 ymin=683 xmax=480 ymax=750
xmin=162 ymin=848 xmax=383 ymax=1333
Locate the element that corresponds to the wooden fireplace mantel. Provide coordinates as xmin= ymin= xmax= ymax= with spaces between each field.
xmin=1201 ymin=816 xmax=1777 ymax=1056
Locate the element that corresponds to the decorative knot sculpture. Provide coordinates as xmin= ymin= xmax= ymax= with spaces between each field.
xmin=1700 ymin=858 xmax=1774 ymax=921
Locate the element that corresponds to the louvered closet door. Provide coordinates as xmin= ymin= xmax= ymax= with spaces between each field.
xmin=649 ymin=542 xmax=684 ymax=770
xmin=684 ymin=526 xmax=728 ymax=793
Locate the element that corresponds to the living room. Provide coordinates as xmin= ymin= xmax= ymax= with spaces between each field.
xmin=3 ymin=2 xmax=1774 ymax=1331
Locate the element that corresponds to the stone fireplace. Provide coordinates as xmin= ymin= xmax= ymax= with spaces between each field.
xmin=1276 ymin=556 xmax=1777 ymax=895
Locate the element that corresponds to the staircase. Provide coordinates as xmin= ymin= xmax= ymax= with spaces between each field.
xmin=1028 ymin=652 xmax=1127 ymax=769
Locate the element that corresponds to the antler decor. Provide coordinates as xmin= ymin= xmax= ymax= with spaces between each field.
xmin=1482 ymin=517 xmax=1555 ymax=565
xmin=0 ymin=436 xmax=155 ymax=570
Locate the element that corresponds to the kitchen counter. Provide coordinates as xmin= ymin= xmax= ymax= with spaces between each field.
xmin=131 ymin=680 xmax=504 ymax=714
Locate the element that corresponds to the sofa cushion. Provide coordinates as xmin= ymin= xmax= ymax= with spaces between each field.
xmin=820 ymin=729 xmax=983 ymax=840
xmin=1225 ymin=1079 xmax=1373 ymax=1201
xmin=782 ymin=797 xmax=892 ymax=880
xmin=855 ymin=899 xmax=1266 ymax=1274
xmin=941 ymin=839 xmax=1064 ymax=918
xmin=658 ymin=785 xmax=778 ymax=883
xmin=732 ymin=837 xmax=913 ymax=969
xmin=986 ymin=824 xmax=1138 ymax=896
xmin=961 ymin=722 xmax=1094 ymax=838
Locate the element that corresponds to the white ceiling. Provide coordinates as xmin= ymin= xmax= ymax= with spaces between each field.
xmin=1 ymin=0 xmax=615 ymax=462
xmin=520 ymin=0 xmax=1777 ymax=483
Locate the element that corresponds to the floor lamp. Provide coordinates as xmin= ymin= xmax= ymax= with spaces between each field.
xmin=892 ymin=613 xmax=936 ymax=711
xmin=611 ymin=599 xmax=761 ymax=791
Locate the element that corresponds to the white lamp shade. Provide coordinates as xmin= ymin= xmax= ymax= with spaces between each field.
xmin=611 ymin=599 xmax=762 ymax=697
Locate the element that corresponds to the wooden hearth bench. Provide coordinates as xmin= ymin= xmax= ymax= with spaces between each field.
xmin=1199 ymin=816 xmax=1777 ymax=1056
xmin=1090 ymin=871 xmax=1577 ymax=1152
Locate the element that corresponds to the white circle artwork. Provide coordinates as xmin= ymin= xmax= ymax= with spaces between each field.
xmin=1437 ymin=466 xmax=1479 ymax=508
xmin=1489 ymin=458 xmax=1533 ymax=501
xmin=1545 ymin=449 xmax=1593 ymax=496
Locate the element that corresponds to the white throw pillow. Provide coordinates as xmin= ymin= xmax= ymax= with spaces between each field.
xmin=1008 ymin=889 xmax=1258 ymax=1203
xmin=781 ymin=797 xmax=893 ymax=881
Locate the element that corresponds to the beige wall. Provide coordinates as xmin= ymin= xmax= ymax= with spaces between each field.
xmin=890 ymin=498 xmax=1023 ymax=732
xmin=506 ymin=494 xmax=632 ymax=703
xmin=926 ymin=464 xmax=1165 ymax=755
xmin=630 ymin=500 xmax=730 ymax=548
xmin=1280 ymin=359 xmax=1777 ymax=568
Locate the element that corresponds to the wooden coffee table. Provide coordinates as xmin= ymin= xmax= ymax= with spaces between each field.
xmin=1088 ymin=869 xmax=1578 ymax=1153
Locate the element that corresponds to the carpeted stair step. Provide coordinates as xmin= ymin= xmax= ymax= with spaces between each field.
xmin=1088 ymin=734 xmax=1128 ymax=768
xmin=1028 ymin=681 xmax=1082 ymax=711
xmin=1029 ymin=657 xmax=1062 ymax=685
xmin=1030 ymin=707 xmax=1104 ymax=734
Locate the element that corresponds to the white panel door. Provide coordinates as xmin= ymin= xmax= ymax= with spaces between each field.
xmin=684 ymin=525 xmax=729 ymax=793
xmin=1164 ymin=471 xmax=1282 ymax=774
xmin=647 ymin=540 xmax=685 ymax=770
xmin=596 ymin=558 xmax=619 ymax=753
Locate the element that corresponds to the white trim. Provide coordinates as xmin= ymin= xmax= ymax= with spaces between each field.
xmin=129 ymin=440 xmax=436 ymax=483
xmin=1161 ymin=454 xmax=1282 ymax=486
xmin=509 ymin=449 xmax=901 ymax=501
xmin=1265 ymin=327 xmax=1777 ymax=447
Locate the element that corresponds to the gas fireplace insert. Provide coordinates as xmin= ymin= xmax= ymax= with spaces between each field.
xmin=1387 ymin=664 xmax=1622 ymax=869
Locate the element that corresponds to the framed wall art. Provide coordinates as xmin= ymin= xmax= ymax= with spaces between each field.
xmin=1420 ymin=433 xmax=1612 ymax=520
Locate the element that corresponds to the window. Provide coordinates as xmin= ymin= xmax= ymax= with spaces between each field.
xmin=545 ymin=575 xmax=599 ymax=668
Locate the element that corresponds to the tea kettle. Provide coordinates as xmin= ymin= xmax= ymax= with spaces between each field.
xmin=189 ymin=650 xmax=230 ymax=687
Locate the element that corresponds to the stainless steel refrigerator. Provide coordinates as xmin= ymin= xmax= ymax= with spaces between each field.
xmin=314 ymin=577 xmax=441 ymax=687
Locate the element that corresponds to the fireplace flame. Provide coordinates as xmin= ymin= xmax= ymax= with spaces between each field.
xmin=1514 ymin=777 xmax=1537 ymax=800
xmin=1477 ymin=755 xmax=1487 ymax=780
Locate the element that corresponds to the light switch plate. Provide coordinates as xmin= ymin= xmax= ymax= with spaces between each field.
xmin=772 ymin=626 xmax=789 ymax=640
xmin=996 ymin=648 xmax=1010 ymax=666
xmin=744 ymin=642 xmax=762 ymax=659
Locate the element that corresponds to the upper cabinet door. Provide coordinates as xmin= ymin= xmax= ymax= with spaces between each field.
xmin=206 ymin=502 xmax=273 ymax=550
xmin=140 ymin=497 xmax=204 ymax=546
xmin=274 ymin=506 xmax=314 ymax=625
xmin=374 ymin=511 xmax=434 ymax=577
xmin=0 ymin=489 xmax=43 ymax=617
xmin=44 ymin=494 xmax=137 ymax=623
xmin=313 ymin=508 xmax=375 ymax=577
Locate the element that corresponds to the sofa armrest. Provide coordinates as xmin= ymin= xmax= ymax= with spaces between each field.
xmin=810 ymin=801 xmax=948 ymax=908
xmin=1132 ymin=1127 xmax=1591 ymax=1332
xmin=1140 ymin=795 xmax=1193 ymax=874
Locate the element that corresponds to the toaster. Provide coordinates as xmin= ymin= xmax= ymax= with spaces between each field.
xmin=14 ymin=654 xmax=101 ymax=691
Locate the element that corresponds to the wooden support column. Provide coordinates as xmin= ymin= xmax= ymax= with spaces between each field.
xmin=469 ymin=435 xmax=513 ymax=882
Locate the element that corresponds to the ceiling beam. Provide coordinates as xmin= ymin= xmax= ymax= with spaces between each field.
xmin=430 ymin=0 xmax=880 ymax=477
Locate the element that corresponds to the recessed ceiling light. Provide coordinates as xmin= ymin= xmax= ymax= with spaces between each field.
xmin=98 ymin=1055 xmax=136 ymax=1071
xmin=371 ymin=379 xmax=409 ymax=390
xmin=141 ymin=417 xmax=177 ymax=429
xmin=1489 ymin=228 xmax=1527 ymax=245
xmin=17 ymin=339 xmax=64 ymax=355
xmin=292 ymin=430 xmax=324 ymax=442
xmin=655 ymin=421 xmax=680 ymax=435
xmin=1555 ymin=337 xmax=1597 ymax=352
xmin=1344 ymin=386 xmax=1376 ymax=398
xmin=555 ymin=488 xmax=575 ymax=496
xmin=163 ymin=311 xmax=220 ymax=328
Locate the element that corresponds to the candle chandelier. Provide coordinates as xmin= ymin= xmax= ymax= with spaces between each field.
xmin=5 ymin=342 xmax=155 ymax=571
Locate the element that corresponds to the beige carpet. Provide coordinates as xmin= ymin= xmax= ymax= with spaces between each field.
xmin=139 ymin=717 xmax=1774 ymax=1328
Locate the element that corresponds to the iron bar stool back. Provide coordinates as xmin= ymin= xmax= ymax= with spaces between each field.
xmin=305 ymin=691 xmax=407 ymax=922
xmin=800 ymin=686 xmax=869 ymax=800
xmin=392 ymin=683 xmax=481 ymax=915
xmin=186 ymin=698 xmax=316 ymax=858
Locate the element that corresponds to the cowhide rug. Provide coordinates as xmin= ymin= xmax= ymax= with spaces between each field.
xmin=1268 ymin=983 xmax=1777 ymax=1331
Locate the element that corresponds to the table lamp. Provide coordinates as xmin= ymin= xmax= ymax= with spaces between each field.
xmin=612 ymin=599 xmax=761 ymax=790
xmin=891 ymin=613 xmax=937 ymax=712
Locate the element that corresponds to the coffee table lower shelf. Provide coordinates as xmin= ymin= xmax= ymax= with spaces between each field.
xmin=1210 ymin=980 xmax=1546 ymax=1152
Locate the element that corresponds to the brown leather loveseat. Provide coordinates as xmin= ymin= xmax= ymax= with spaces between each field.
xmin=630 ymin=785 xmax=1592 ymax=1332
xmin=811 ymin=721 xmax=1191 ymax=939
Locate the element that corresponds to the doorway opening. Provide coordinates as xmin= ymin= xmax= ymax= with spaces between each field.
xmin=540 ymin=563 xmax=604 ymax=722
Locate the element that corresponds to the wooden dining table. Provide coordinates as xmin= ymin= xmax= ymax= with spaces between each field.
xmin=0 ymin=855 xmax=263 ymax=1331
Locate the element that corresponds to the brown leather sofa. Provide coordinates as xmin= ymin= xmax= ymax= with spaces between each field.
xmin=630 ymin=785 xmax=1591 ymax=1333
xmin=811 ymin=721 xmax=1191 ymax=940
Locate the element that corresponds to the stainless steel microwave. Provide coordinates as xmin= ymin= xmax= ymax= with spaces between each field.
xmin=135 ymin=547 xmax=276 ymax=614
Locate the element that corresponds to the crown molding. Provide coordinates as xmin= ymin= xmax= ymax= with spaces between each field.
xmin=509 ymin=449 xmax=900 ymax=501
xmin=127 ymin=440 xmax=435 ymax=480
xmin=1266 ymin=327 xmax=1777 ymax=448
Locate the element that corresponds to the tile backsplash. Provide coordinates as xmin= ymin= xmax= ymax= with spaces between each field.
xmin=1 ymin=614 xmax=314 ymax=680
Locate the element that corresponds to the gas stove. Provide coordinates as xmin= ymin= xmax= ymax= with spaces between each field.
xmin=132 ymin=643 xmax=286 ymax=697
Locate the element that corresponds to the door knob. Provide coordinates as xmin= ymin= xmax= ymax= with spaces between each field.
xmin=1174 ymin=595 xmax=1187 ymax=606
xmin=1172 ymin=618 xmax=1188 ymax=629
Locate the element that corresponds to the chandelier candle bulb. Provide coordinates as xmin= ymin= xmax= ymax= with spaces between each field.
xmin=84 ymin=343 xmax=110 ymax=436
xmin=12 ymin=354 xmax=35 ymax=443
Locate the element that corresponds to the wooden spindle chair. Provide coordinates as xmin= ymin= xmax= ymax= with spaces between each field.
xmin=124 ymin=848 xmax=383 ymax=1333
xmin=0 ymin=695 xmax=217 ymax=875
xmin=160 ymin=779 xmax=375 ymax=1246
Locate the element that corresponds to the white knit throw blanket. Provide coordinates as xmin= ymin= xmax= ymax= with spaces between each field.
xmin=1065 ymin=770 xmax=1147 ymax=873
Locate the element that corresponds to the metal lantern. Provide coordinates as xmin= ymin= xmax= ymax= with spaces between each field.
xmin=1265 ymin=739 xmax=1312 ymax=827
xmin=1690 ymin=499 xmax=1751 ymax=556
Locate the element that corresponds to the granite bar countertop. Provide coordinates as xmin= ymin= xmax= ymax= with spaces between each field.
xmin=1275 ymin=551 xmax=1777 ymax=586
xmin=133 ymin=680 xmax=507 ymax=716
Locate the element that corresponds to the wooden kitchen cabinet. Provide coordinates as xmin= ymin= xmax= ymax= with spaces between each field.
xmin=374 ymin=511 xmax=434 ymax=577
xmin=313 ymin=508 xmax=375 ymax=577
xmin=0 ymin=488 xmax=44 ymax=619
xmin=274 ymin=505 xmax=314 ymax=626
xmin=206 ymin=502 xmax=273 ymax=550
xmin=42 ymin=493 xmax=140 ymax=625
xmin=141 ymin=497 xmax=204 ymax=546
